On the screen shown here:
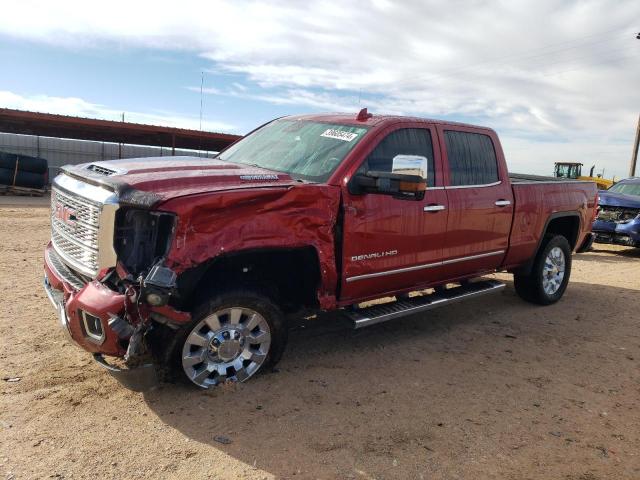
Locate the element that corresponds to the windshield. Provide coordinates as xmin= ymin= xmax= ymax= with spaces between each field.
xmin=218 ymin=119 xmax=369 ymax=182
xmin=608 ymin=182 xmax=640 ymax=196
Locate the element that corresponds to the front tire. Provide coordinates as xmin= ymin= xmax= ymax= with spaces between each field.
xmin=173 ymin=290 xmax=287 ymax=388
xmin=514 ymin=235 xmax=572 ymax=305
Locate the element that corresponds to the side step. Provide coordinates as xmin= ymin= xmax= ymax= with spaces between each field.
xmin=346 ymin=280 xmax=505 ymax=329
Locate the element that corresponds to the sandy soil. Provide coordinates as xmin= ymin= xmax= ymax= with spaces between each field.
xmin=1 ymin=204 xmax=639 ymax=480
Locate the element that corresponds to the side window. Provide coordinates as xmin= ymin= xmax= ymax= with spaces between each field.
xmin=444 ymin=131 xmax=499 ymax=186
xmin=359 ymin=128 xmax=435 ymax=187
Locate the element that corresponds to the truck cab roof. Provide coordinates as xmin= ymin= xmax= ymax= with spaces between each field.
xmin=288 ymin=112 xmax=496 ymax=134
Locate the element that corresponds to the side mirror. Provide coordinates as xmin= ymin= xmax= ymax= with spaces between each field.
xmin=391 ymin=154 xmax=429 ymax=178
xmin=349 ymin=154 xmax=428 ymax=197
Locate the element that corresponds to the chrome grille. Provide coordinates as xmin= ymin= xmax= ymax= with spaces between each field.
xmin=45 ymin=246 xmax=86 ymax=290
xmin=51 ymin=188 xmax=101 ymax=225
xmin=52 ymin=216 xmax=98 ymax=247
xmin=51 ymin=187 xmax=101 ymax=276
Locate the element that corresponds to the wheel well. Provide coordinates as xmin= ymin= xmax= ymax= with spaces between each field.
xmin=511 ymin=213 xmax=580 ymax=276
xmin=545 ymin=215 xmax=580 ymax=249
xmin=177 ymin=247 xmax=322 ymax=313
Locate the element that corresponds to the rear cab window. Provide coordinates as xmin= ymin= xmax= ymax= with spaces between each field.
xmin=444 ymin=130 xmax=499 ymax=186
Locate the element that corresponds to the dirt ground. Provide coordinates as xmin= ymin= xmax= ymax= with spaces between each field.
xmin=1 ymin=203 xmax=639 ymax=480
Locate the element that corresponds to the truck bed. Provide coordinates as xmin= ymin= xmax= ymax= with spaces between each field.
xmin=509 ymin=173 xmax=589 ymax=184
xmin=501 ymin=174 xmax=597 ymax=271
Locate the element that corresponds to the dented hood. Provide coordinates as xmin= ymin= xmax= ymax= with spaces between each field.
xmin=598 ymin=190 xmax=640 ymax=209
xmin=61 ymin=156 xmax=301 ymax=206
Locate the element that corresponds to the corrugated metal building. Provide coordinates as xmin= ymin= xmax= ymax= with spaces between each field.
xmin=0 ymin=132 xmax=216 ymax=181
xmin=0 ymin=109 xmax=242 ymax=184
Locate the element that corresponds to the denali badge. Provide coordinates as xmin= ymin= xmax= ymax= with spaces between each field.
xmin=54 ymin=203 xmax=77 ymax=227
xmin=351 ymin=250 xmax=398 ymax=262
xmin=240 ymin=174 xmax=279 ymax=181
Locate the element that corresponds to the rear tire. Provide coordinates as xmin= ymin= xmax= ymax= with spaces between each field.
xmin=169 ymin=290 xmax=288 ymax=388
xmin=514 ymin=235 xmax=572 ymax=305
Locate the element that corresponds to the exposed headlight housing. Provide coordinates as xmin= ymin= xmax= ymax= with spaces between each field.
xmin=114 ymin=208 xmax=176 ymax=275
xmin=142 ymin=264 xmax=178 ymax=306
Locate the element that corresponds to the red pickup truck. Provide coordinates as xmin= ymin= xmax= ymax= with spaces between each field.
xmin=44 ymin=110 xmax=598 ymax=389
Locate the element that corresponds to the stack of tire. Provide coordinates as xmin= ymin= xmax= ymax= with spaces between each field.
xmin=0 ymin=152 xmax=48 ymax=189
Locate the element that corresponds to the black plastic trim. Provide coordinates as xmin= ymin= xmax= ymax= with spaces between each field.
xmin=93 ymin=354 xmax=158 ymax=391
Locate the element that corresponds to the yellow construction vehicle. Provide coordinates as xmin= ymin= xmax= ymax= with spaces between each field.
xmin=553 ymin=162 xmax=615 ymax=190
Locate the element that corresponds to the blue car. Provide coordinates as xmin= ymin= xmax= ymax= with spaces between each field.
xmin=593 ymin=177 xmax=640 ymax=247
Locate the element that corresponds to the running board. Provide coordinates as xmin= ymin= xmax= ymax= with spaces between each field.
xmin=346 ymin=280 xmax=505 ymax=329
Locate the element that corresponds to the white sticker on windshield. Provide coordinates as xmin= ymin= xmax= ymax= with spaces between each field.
xmin=321 ymin=129 xmax=359 ymax=142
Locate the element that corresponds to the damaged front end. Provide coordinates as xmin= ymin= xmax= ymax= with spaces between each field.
xmin=593 ymin=205 xmax=640 ymax=247
xmin=96 ymin=208 xmax=194 ymax=389
xmin=45 ymin=175 xmax=191 ymax=391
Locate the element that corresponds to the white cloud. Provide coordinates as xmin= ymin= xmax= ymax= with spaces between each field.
xmin=0 ymin=0 xmax=639 ymax=177
xmin=0 ymin=91 xmax=235 ymax=132
xmin=186 ymin=86 xmax=224 ymax=96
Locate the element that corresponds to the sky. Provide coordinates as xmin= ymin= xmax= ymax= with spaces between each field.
xmin=0 ymin=0 xmax=638 ymax=179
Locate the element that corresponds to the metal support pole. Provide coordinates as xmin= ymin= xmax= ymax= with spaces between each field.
xmin=630 ymin=114 xmax=640 ymax=177
xmin=119 ymin=112 xmax=125 ymax=159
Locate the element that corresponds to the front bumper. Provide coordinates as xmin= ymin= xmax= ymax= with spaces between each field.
xmin=592 ymin=219 xmax=640 ymax=247
xmin=44 ymin=242 xmax=190 ymax=390
xmin=43 ymin=275 xmax=73 ymax=342
xmin=44 ymin=244 xmax=160 ymax=390
xmin=44 ymin=242 xmax=128 ymax=356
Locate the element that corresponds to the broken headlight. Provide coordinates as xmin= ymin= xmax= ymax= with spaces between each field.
xmin=596 ymin=206 xmax=640 ymax=223
xmin=114 ymin=208 xmax=176 ymax=275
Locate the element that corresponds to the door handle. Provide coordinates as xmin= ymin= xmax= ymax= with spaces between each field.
xmin=495 ymin=200 xmax=511 ymax=207
xmin=424 ymin=204 xmax=446 ymax=212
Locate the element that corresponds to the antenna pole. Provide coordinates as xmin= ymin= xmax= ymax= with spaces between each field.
xmin=119 ymin=112 xmax=125 ymax=159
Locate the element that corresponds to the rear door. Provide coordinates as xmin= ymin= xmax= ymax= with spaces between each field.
xmin=437 ymin=126 xmax=514 ymax=277
xmin=340 ymin=125 xmax=448 ymax=302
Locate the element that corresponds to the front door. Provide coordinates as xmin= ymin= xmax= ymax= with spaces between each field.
xmin=340 ymin=126 xmax=448 ymax=302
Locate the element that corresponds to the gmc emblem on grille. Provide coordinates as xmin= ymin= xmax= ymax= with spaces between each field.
xmin=54 ymin=203 xmax=77 ymax=227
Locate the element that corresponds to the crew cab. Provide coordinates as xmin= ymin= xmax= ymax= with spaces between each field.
xmin=43 ymin=110 xmax=598 ymax=389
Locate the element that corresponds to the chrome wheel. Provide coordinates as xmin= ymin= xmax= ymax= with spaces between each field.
xmin=542 ymin=246 xmax=565 ymax=295
xmin=181 ymin=307 xmax=271 ymax=388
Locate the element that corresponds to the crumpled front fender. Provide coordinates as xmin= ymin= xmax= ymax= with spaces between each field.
xmin=159 ymin=185 xmax=342 ymax=309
